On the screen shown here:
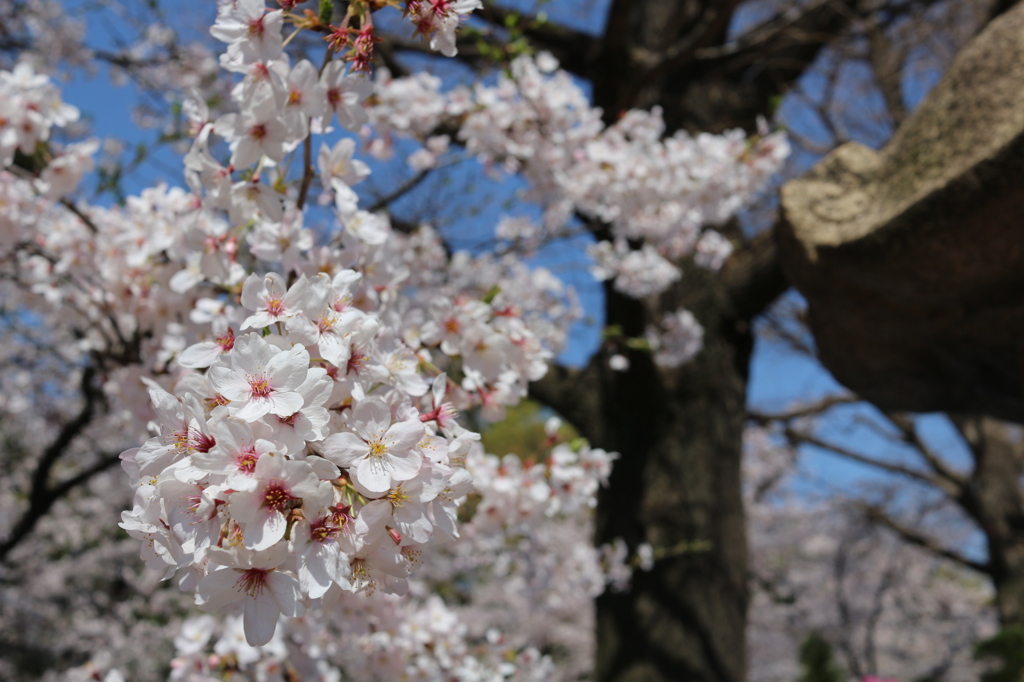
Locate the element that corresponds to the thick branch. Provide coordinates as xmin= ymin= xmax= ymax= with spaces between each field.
xmin=692 ymin=0 xmax=841 ymax=62
xmin=991 ymin=0 xmax=1023 ymax=21
xmin=866 ymin=22 xmax=908 ymax=129
xmin=721 ymin=228 xmax=790 ymax=322
xmin=475 ymin=4 xmax=599 ymax=76
xmin=528 ymin=361 xmax=603 ymax=445
xmin=0 ymin=367 xmax=103 ymax=563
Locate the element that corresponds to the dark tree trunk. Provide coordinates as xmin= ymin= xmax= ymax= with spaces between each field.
xmin=574 ymin=2 xmax=829 ymax=679
xmin=592 ymin=268 xmax=752 ymax=682
xmin=958 ymin=417 xmax=1024 ymax=627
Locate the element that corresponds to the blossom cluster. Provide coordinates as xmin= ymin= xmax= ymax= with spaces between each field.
xmin=107 ymin=1 xmax=570 ymax=653
xmin=1 ymin=0 xmax=790 ymax=674
xmin=362 ymin=54 xmax=788 ymax=365
xmin=160 ymin=427 xmax=620 ymax=681
xmin=0 ymin=5 xmax=563 ymax=660
xmin=165 ymin=592 xmax=556 ymax=682
xmin=365 ymin=56 xmax=788 ymax=287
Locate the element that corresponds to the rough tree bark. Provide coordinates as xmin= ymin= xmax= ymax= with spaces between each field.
xmin=954 ymin=417 xmax=1024 ymax=628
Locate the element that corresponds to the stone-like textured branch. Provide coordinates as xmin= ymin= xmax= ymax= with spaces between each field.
xmin=777 ymin=3 xmax=1024 ymax=422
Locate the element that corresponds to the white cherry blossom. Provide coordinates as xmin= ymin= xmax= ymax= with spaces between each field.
xmin=322 ymin=396 xmax=425 ymax=493
xmin=207 ymin=333 xmax=309 ymax=421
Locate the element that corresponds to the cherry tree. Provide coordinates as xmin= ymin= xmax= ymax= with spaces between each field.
xmin=0 ymin=0 xmax=787 ymax=678
xmin=3 ymin=0 xmax=1021 ymax=680
xmin=744 ymin=426 xmax=996 ymax=682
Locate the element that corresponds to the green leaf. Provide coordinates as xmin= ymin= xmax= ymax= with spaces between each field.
xmin=798 ymin=632 xmax=845 ymax=682
xmin=625 ymin=337 xmax=651 ymax=351
xmin=975 ymin=626 xmax=1024 ymax=682
xmin=319 ymin=0 xmax=334 ymax=24
xmin=601 ymin=325 xmax=624 ymax=340
xmin=481 ymin=285 xmax=501 ymax=304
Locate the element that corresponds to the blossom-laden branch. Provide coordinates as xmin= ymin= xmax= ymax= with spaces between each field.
xmin=0 ymin=0 xmax=791 ymax=673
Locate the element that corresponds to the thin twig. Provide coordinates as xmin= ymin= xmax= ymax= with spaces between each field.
xmin=859 ymin=503 xmax=990 ymax=574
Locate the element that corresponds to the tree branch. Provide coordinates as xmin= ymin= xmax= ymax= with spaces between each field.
xmin=367 ymin=168 xmax=434 ymax=214
xmin=528 ymin=361 xmax=604 ymax=445
xmin=882 ymin=411 xmax=969 ymax=489
xmin=721 ymin=228 xmax=790 ymax=321
xmin=747 ymin=393 xmax=857 ymax=423
xmin=474 ymin=4 xmax=599 ymax=76
xmin=784 ymin=426 xmax=963 ymax=498
xmin=0 ymin=367 xmax=104 ymax=564
xmin=859 ymin=503 xmax=990 ymax=574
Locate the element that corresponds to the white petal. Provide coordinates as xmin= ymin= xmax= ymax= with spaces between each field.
xmin=243 ymin=594 xmax=280 ymax=646
xmin=322 ymin=432 xmax=369 ymax=467
xmin=385 ymin=450 xmax=423 ymax=483
xmin=356 ymin=456 xmax=392 ymax=494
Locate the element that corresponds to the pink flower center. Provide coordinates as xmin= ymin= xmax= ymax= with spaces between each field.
xmin=251 ymin=62 xmax=270 ymax=82
xmin=206 ymin=394 xmax=231 ymax=410
xmin=327 ymin=88 xmax=341 ymax=108
xmin=250 ymin=123 xmax=267 ymax=141
xmin=266 ymin=297 xmax=285 ymax=316
xmin=234 ymin=567 xmax=269 ymax=597
xmin=347 ymin=351 xmax=367 ymax=375
xmin=216 ymin=328 xmax=235 ymax=352
xmin=170 ymin=428 xmax=191 ymax=452
xmin=429 ymin=0 xmax=453 ymax=15
xmin=190 ymin=429 xmax=216 ymax=454
xmin=247 ymin=16 xmax=265 ymax=37
xmin=235 ymin=448 xmax=259 ymax=474
xmin=262 ymin=482 xmax=293 ymax=512
xmin=331 ymin=504 xmax=354 ymax=528
xmin=310 ymin=517 xmax=338 ymax=543
xmin=249 ymin=375 xmax=272 ymax=399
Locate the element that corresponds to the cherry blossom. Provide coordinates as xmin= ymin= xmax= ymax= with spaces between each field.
xmin=322 ymin=396 xmax=425 ymax=494
xmin=207 ymin=333 xmax=309 ymax=421
xmin=196 ymin=544 xmax=302 ymax=646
